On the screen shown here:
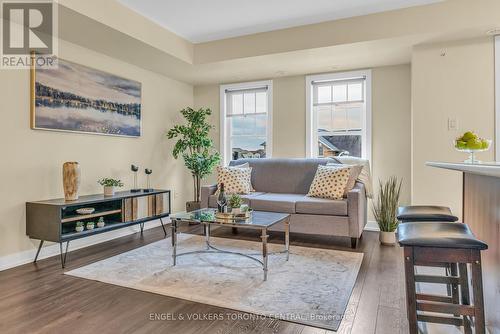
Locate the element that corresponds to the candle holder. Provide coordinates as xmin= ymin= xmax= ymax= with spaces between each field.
xmin=130 ymin=165 xmax=141 ymax=193
xmin=144 ymin=168 xmax=153 ymax=193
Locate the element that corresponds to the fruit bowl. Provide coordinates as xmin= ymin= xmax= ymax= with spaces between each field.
xmin=454 ymin=138 xmax=491 ymax=164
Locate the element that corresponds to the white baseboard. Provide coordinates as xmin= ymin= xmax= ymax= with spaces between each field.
xmin=364 ymin=220 xmax=380 ymax=232
xmin=0 ymin=218 xmax=169 ymax=272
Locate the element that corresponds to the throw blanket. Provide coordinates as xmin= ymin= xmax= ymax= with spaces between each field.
xmin=334 ymin=156 xmax=374 ymax=198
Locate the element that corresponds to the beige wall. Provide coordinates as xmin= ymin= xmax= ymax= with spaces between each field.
xmin=372 ymin=65 xmax=412 ymax=206
xmin=411 ymin=37 xmax=495 ymax=220
xmin=0 ymin=39 xmax=193 ymax=262
xmin=194 ymin=64 xmax=412 ymax=215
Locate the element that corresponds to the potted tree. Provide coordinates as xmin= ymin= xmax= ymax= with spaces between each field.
xmin=373 ymin=176 xmax=402 ymax=246
xmin=167 ymin=107 xmax=220 ymax=211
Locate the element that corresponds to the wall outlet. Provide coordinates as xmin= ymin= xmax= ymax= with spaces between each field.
xmin=448 ymin=118 xmax=458 ymax=130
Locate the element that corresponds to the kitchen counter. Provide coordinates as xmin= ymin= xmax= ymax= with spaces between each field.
xmin=426 ymin=161 xmax=500 ymax=178
xmin=427 ymin=161 xmax=500 ymax=332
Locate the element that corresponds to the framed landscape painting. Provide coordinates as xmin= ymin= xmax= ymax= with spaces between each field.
xmin=31 ymin=57 xmax=142 ymax=137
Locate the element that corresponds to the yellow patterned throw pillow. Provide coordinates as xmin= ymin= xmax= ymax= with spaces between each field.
xmin=216 ymin=166 xmax=252 ymax=194
xmin=307 ymin=165 xmax=351 ymax=200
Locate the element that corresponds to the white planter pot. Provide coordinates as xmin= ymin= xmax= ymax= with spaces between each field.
xmin=379 ymin=231 xmax=396 ymax=246
xmin=104 ymin=186 xmax=115 ymax=196
xmin=75 ymin=226 xmax=84 ymax=232
xmin=97 ymin=222 xmax=105 ymax=228
xmin=231 ymin=208 xmax=241 ymax=215
xmin=86 ymin=224 xmax=95 ymax=230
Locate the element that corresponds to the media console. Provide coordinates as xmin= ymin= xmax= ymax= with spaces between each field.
xmin=26 ymin=189 xmax=171 ymax=268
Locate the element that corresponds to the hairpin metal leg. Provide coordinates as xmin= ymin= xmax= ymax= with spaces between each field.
xmin=159 ymin=217 xmax=167 ymax=237
xmin=33 ymin=240 xmax=44 ymax=263
xmin=59 ymin=241 xmax=69 ymax=269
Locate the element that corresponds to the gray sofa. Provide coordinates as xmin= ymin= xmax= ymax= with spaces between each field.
xmin=201 ymin=158 xmax=367 ymax=248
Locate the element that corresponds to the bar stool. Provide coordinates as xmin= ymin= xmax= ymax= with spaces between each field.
xmin=397 ymin=205 xmax=458 ymax=223
xmin=397 ymin=205 xmax=460 ymax=296
xmin=397 ymin=222 xmax=488 ymax=334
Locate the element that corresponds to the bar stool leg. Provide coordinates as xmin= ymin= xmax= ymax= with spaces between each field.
xmin=458 ymin=263 xmax=472 ymax=334
xmin=471 ymin=253 xmax=486 ymax=334
xmin=403 ymin=247 xmax=418 ymax=334
xmin=450 ymin=263 xmax=460 ymax=316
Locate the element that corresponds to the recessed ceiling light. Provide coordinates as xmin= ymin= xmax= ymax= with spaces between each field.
xmin=486 ymin=28 xmax=500 ymax=36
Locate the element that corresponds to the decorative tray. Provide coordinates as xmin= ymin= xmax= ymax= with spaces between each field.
xmin=215 ymin=210 xmax=252 ymax=220
xmin=76 ymin=207 xmax=95 ymax=215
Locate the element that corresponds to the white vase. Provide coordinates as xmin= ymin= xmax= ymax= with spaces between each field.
xmin=104 ymin=186 xmax=115 ymax=196
xmin=379 ymin=231 xmax=396 ymax=246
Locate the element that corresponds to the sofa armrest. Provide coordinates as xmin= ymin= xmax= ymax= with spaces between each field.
xmin=201 ymin=184 xmax=217 ymax=208
xmin=347 ymin=182 xmax=368 ymax=238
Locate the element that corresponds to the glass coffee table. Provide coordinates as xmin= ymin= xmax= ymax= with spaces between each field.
xmin=170 ymin=209 xmax=291 ymax=281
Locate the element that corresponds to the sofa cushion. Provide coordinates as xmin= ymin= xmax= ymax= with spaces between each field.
xmin=333 ymin=156 xmax=373 ymax=198
xmin=296 ymin=197 xmax=348 ymax=216
xmin=208 ymin=192 xmax=266 ymax=208
xmin=229 ymin=158 xmax=341 ymax=194
xmin=307 ymin=165 xmax=351 ymax=200
xmin=216 ymin=165 xmax=253 ymax=194
xmin=250 ymin=193 xmax=305 ymax=214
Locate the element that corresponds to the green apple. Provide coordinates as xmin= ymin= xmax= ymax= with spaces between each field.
xmin=481 ymin=139 xmax=489 ymax=149
xmin=455 ymin=140 xmax=467 ymax=149
xmin=461 ymin=131 xmax=477 ymax=141
xmin=466 ymin=138 xmax=483 ymax=150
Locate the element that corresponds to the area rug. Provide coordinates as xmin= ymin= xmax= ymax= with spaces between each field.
xmin=65 ymin=234 xmax=363 ymax=330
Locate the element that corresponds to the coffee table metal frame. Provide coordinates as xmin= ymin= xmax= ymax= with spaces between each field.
xmin=170 ymin=210 xmax=291 ymax=281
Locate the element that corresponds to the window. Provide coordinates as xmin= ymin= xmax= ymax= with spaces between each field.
xmin=220 ymin=81 xmax=273 ymax=164
xmin=306 ymin=70 xmax=371 ymax=160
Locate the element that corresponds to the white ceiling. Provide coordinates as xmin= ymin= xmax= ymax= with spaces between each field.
xmin=118 ymin=0 xmax=442 ymax=43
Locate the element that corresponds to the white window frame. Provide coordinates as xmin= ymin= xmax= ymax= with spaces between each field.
xmin=305 ymin=70 xmax=372 ymax=161
xmin=220 ymin=80 xmax=273 ymax=165
xmin=495 ymin=35 xmax=500 ymax=161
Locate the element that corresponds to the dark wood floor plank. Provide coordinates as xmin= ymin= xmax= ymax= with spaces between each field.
xmin=0 ymin=224 xmax=458 ymax=334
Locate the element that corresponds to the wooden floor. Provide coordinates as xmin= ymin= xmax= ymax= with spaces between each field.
xmin=0 ymin=224 xmax=449 ymax=334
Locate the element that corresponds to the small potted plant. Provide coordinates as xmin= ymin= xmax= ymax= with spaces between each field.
xmin=373 ymin=176 xmax=402 ymax=246
xmin=86 ymin=221 xmax=95 ymax=230
xmin=98 ymin=178 xmax=124 ymax=196
xmin=229 ymin=194 xmax=243 ymax=214
xmin=75 ymin=221 xmax=84 ymax=232
xmin=97 ymin=217 xmax=105 ymax=228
